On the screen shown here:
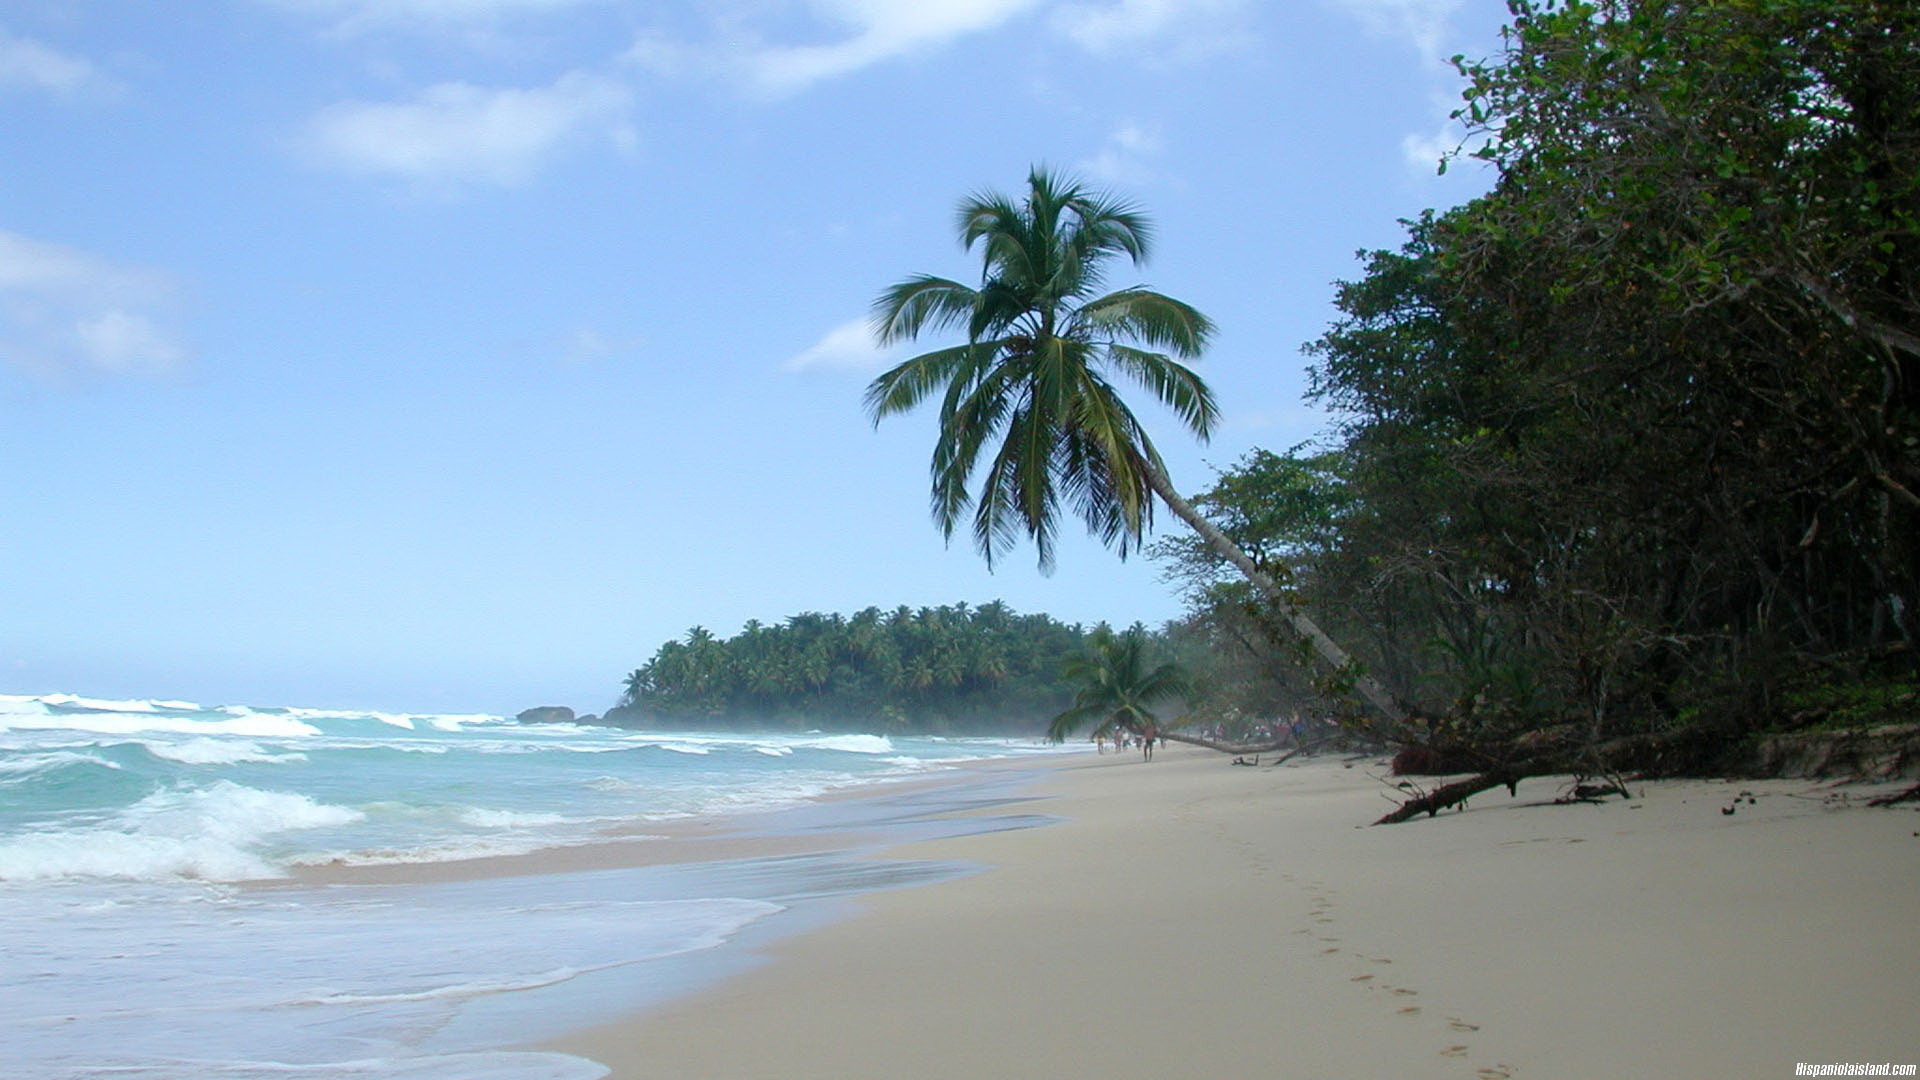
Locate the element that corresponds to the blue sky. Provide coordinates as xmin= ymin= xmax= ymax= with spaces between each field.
xmin=1 ymin=0 xmax=1506 ymax=714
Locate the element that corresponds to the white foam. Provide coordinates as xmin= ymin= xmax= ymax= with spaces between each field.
xmin=0 ymin=709 xmax=321 ymax=739
xmin=145 ymin=738 xmax=308 ymax=766
xmin=754 ymin=746 xmax=794 ymax=757
xmin=52 ymin=1052 xmax=612 ymax=1080
xmin=0 ymin=781 xmax=363 ymax=883
xmin=0 ymin=749 xmax=123 ymax=776
xmin=40 ymin=693 xmax=163 ymax=713
xmin=799 ymin=734 xmax=894 ymax=754
xmin=291 ymin=966 xmax=585 ymax=1007
xmin=457 ymin=808 xmax=575 ymax=829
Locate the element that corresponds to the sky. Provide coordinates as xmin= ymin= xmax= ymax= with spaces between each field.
xmin=1 ymin=0 xmax=1509 ymax=715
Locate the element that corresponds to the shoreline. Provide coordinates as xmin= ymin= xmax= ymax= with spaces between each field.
xmin=538 ymin=745 xmax=1919 ymax=1079
xmin=279 ymin=753 xmax=1063 ymax=889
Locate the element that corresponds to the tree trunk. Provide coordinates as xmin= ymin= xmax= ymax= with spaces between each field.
xmin=1140 ymin=461 xmax=1409 ymax=723
xmin=1156 ymin=730 xmax=1335 ymax=759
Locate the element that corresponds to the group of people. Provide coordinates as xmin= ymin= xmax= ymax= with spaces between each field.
xmin=1093 ymin=726 xmax=1161 ymax=761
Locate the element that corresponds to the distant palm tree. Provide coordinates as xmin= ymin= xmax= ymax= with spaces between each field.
xmin=1047 ymin=626 xmax=1189 ymax=756
xmin=867 ymin=166 xmax=1403 ymax=721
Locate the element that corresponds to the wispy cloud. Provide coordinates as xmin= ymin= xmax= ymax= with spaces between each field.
xmin=297 ymin=71 xmax=631 ymax=189
xmin=786 ymin=317 xmax=895 ymax=374
xmin=629 ymin=0 xmax=1045 ymax=98
xmin=0 ymin=26 xmax=116 ymax=99
xmin=1052 ymin=0 xmax=1253 ymax=61
xmin=0 ymin=230 xmax=188 ymax=378
xmin=1323 ymin=0 xmax=1461 ymax=63
xmin=1079 ymin=120 xmax=1162 ymax=184
xmin=254 ymin=0 xmax=610 ymax=34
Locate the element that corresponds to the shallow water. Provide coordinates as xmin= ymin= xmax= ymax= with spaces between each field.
xmin=0 ymin=691 xmax=1067 ymax=1078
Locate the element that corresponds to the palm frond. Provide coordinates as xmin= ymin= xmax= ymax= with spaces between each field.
xmin=864 ymin=343 xmax=982 ymax=423
xmin=872 ymin=276 xmax=979 ymax=346
xmin=1076 ymin=288 xmax=1216 ymax=357
xmin=1103 ymin=344 xmax=1219 ymax=440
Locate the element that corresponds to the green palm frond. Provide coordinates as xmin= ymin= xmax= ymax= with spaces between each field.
xmin=867 ymin=166 xmax=1217 ymax=571
xmin=1102 ymin=344 xmax=1219 ymax=439
xmin=1076 ymin=288 xmax=1215 ymax=357
xmin=1046 ymin=626 xmax=1191 ymax=743
xmin=873 ymin=276 xmax=979 ymax=346
xmin=864 ymin=342 xmax=985 ymax=422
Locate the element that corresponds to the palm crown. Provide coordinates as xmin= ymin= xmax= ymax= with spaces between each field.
xmin=1046 ymin=625 xmax=1192 ymax=744
xmin=865 ymin=166 xmax=1218 ymax=570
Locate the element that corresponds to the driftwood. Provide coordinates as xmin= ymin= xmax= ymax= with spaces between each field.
xmin=1373 ymin=721 xmax=1920 ymax=823
xmin=1867 ymin=781 xmax=1920 ymax=807
xmin=1372 ymin=726 xmax=1727 ymax=825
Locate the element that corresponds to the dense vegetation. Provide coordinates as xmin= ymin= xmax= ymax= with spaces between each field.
xmin=611 ymin=0 xmax=1916 ymax=781
xmin=1162 ymin=0 xmax=1918 ymax=766
xmin=607 ymin=603 xmax=1092 ymax=733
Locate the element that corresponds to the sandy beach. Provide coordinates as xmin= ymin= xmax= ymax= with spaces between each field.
xmin=543 ymin=745 xmax=1919 ymax=1079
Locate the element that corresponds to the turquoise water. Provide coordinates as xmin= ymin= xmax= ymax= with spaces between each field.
xmin=0 ymin=691 xmax=1068 ymax=1078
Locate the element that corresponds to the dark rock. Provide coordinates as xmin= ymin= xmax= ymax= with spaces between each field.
xmin=515 ymin=705 xmax=575 ymax=725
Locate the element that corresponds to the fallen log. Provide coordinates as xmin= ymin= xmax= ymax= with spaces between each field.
xmin=1157 ymin=731 xmax=1337 ymax=764
xmin=1372 ymin=726 xmax=1729 ymax=825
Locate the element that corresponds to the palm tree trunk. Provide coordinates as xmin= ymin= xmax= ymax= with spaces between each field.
xmin=1156 ymin=730 xmax=1335 ymax=759
xmin=1139 ymin=461 xmax=1409 ymax=724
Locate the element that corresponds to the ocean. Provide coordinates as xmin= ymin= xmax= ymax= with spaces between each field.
xmin=0 ymin=692 xmax=1071 ymax=1078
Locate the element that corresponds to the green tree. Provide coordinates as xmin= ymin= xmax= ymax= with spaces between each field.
xmin=867 ymin=166 xmax=1405 ymax=721
xmin=1046 ymin=625 xmax=1191 ymax=753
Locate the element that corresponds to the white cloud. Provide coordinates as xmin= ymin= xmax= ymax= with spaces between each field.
xmin=298 ymin=71 xmax=631 ymax=188
xmin=256 ymin=0 xmax=608 ymax=32
xmin=1324 ymin=0 xmax=1460 ymax=62
xmin=1080 ymin=120 xmax=1162 ymax=183
xmin=786 ymin=317 xmax=895 ymax=374
xmin=556 ymin=326 xmax=644 ymax=364
xmin=0 ymin=27 xmax=114 ymax=99
xmin=1401 ymin=123 xmax=1455 ymax=176
xmin=1052 ymin=0 xmax=1252 ymax=60
xmin=641 ymin=0 xmax=1046 ymax=98
xmin=0 ymin=230 xmax=188 ymax=377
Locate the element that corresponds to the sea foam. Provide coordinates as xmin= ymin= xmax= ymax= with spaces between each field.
xmin=0 ymin=781 xmax=362 ymax=882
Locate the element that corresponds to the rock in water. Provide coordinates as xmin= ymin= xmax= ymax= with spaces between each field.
xmin=515 ymin=705 xmax=575 ymax=725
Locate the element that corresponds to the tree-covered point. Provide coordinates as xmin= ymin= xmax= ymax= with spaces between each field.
xmin=606 ymin=602 xmax=1098 ymax=734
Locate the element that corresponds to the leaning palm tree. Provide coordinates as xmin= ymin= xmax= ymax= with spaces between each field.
xmin=866 ymin=166 xmax=1404 ymax=721
xmin=1047 ymin=626 xmax=1190 ymax=754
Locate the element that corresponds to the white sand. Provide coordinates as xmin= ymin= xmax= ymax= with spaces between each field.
xmin=545 ymin=746 xmax=1920 ymax=1079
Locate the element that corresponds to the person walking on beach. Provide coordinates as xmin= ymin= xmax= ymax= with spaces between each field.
xmin=1140 ymin=724 xmax=1157 ymax=762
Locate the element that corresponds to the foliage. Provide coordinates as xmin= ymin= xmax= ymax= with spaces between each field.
xmin=866 ymin=165 xmax=1217 ymax=571
xmin=1162 ymin=0 xmax=1919 ymax=751
xmin=1046 ymin=625 xmax=1193 ymax=743
xmin=610 ymin=602 xmax=1093 ymax=733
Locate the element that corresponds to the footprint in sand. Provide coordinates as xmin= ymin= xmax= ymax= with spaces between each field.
xmin=1321 ymin=947 xmax=1340 ymax=954
xmin=1397 ymin=1006 xmax=1422 ymax=1016
xmin=1390 ymin=987 xmax=1418 ymax=996
xmin=1350 ymin=974 xmax=1374 ymax=982
xmin=1448 ymin=1019 xmax=1480 ymax=1032
xmin=1440 ymin=1045 xmax=1470 ymax=1058
xmin=1476 ymin=1067 xmax=1513 ymax=1079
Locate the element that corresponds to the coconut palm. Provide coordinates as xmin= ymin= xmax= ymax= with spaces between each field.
xmin=866 ymin=166 xmax=1404 ymax=721
xmin=1047 ymin=626 xmax=1189 ymax=757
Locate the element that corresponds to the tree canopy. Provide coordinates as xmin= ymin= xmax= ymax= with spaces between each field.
xmin=1157 ymin=0 xmax=1918 ymax=756
xmin=608 ymin=602 xmax=1094 ymax=734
